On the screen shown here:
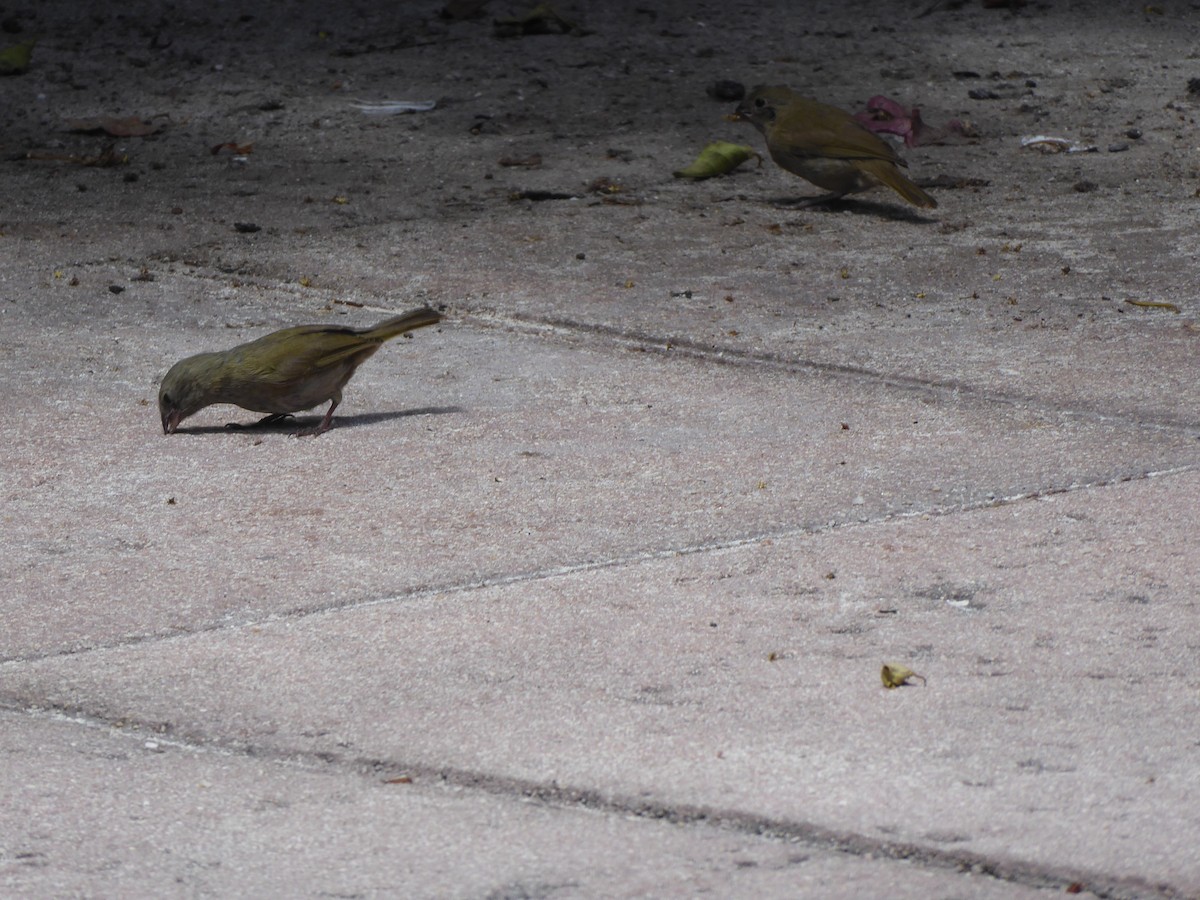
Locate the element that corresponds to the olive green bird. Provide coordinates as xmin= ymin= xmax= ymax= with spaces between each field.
xmin=731 ymin=84 xmax=936 ymax=209
xmin=158 ymin=307 xmax=441 ymax=436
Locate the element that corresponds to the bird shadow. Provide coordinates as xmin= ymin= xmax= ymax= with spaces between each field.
xmin=173 ymin=405 xmax=462 ymax=435
xmin=769 ymin=196 xmax=936 ymax=223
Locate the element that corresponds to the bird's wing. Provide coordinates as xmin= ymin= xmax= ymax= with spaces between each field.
xmin=313 ymin=338 xmax=382 ymax=370
xmin=779 ymin=102 xmax=902 ymax=163
xmin=232 ymin=326 xmax=373 ymax=382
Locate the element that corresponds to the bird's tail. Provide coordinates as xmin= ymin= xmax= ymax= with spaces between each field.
xmin=859 ymin=159 xmax=937 ymax=209
xmin=365 ymin=307 xmax=442 ymax=342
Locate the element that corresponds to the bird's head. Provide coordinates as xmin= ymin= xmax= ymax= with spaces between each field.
xmin=158 ymin=353 xmax=220 ymax=434
xmin=729 ymin=84 xmax=792 ymax=132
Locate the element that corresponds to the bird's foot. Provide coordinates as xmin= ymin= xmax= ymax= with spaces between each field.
xmin=290 ymin=402 xmax=337 ymax=437
xmin=290 ymin=421 xmax=333 ymax=437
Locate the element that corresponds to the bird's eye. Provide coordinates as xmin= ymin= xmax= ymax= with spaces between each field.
xmin=754 ymin=98 xmax=766 ymax=108
xmin=161 ymin=393 xmax=171 ymax=405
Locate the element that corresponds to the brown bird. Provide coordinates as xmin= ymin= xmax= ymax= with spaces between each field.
xmin=158 ymin=307 xmax=441 ymax=436
xmin=731 ymin=84 xmax=937 ymax=209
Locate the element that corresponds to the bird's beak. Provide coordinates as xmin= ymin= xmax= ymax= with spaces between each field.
xmin=162 ymin=409 xmax=181 ymax=434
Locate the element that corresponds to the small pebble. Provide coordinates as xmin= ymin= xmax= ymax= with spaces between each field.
xmin=1108 ymin=142 xmax=1129 ymax=153
xmin=1125 ymin=127 xmax=1142 ymax=139
xmin=968 ymin=88 xmax=1000 ymax=100
xmin=706 ymin=80 xmax=745 ymax=101
xmin=1074 ymin=180 xmax=1098 ymax=193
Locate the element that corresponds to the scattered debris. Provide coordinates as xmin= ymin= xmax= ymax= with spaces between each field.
xmin=673 ymin=141 xmax=760 ymax=179
xmin=587 ymin=176 xmax=623 ymax=195
xmin=498 ymin=154 xmax=542 ymax=168
xmin=24 ymin=145 xmax=127 ymax=167
xmin=919 ymin=173 xmax=990 ymax=190
xmin=1020 ymin=135 xmax=1097 ymax=153
xmin=854 ymin=95 xmax=973 ymax=147
xmin=706 ymin=80 xmax=745 ymax=102
xmin=469 ymin=114 xmax=503 ymax=136
xmin=509 ymin=188 xmax=577 ymax=201
xmin=66 ymin=116 xmax=164 ymax=137
xmin=441 ymin=0 xmax=489 ymax=20
xmin=211 ymin=141 xmax=254 ymax=156
xmin=494 ymin=3 xmax=586 ymax=37
xmin=0 ymin=38 xmax=34 ymax=75
xmin=350 ymin=99 xmax=437 ymax=115
xmin=919 ymin=0 xmax=1025 ymax=16
xmin=1125 ymin=299 xmax=1181 ymax=314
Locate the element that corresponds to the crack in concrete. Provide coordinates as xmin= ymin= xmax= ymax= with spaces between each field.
xmin=2 ymin=463 xmax=1194 ymax=666
xmin=0 ymin=704 xmax=1184 ymax=900
xmin=460 ymin=307 xmax=1200 ymax=437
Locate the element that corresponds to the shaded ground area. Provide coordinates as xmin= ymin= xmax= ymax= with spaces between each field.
xmin=2 ymin=1 xmax=1198 ymax=897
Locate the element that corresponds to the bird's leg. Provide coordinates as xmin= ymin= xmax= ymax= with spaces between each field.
xmin=292 ymin=399 xmax=338 ymax=437
xmin=226 ymin=413 xmax=296 ymax=430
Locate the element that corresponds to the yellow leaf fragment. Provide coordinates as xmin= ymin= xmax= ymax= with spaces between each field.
xmin=1124 ymin=299 xmax=1181 ymax=314
xmin=0 ymin=39 xmax=35 ymax=75
xmin=881 ymin=663 xmax=926 ymax=689
xmin=673 ymin=142 xmax=761 ymax=179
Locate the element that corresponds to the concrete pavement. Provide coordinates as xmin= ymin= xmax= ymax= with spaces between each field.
xmin=2 ymin=1 xmax=1199 ymax=897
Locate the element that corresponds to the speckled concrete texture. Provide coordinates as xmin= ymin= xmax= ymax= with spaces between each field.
xmin=2 ymin=1 xmax=1198 ymax=897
